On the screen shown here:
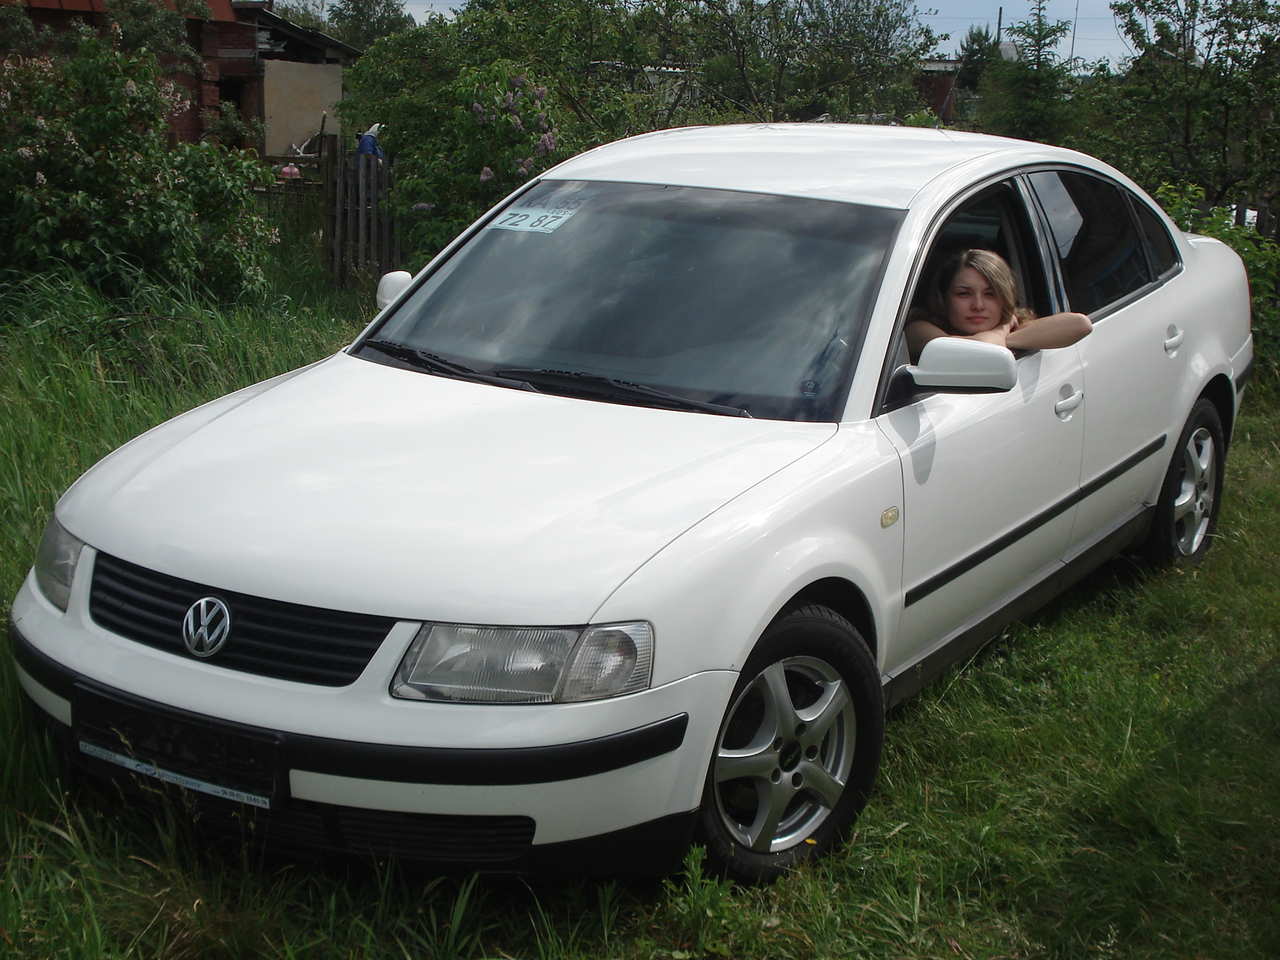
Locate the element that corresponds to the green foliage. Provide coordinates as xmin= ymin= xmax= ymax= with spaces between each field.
xmin=900 ymin=107 xmax=940 ymax=127
xmin=341 ymin=17 xmax=576 ymax=264
xmin=0 ymin=27 xmax=274 ymax=301
xmin=0 ymin=4 xmax=38 ymax=53
xmin=273 ymin=0 xmax=333 ymax=34
xmin=327 ymin=0 xmax=416 ymax=50
xmin=977 ymin=0 xmax=1076 ymax=143
xmin=404 ymin=62 xmax=567 ymax=257
xmin=200 ymin=98 xmax=265 ymax=148
xmin=344 ymin=0 xmax=936 ymax=267
xmin=102 ymin=0 xmax=211 ymax=72
xmin=955 ymin=23 xmax=997 ymax=91
xmin=695 ymin=0 xmax=937 ymax=122
xmin=341 ymin=1 xmax=710 ymax=267
xmin=1107 ymin=0 xmax=1280 ymax=207
xmin=1156 ymin=183 xmax=1280 ymax=379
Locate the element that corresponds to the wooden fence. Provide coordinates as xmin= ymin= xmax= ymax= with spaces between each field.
xmin=321 ymin=136 xmax=402 ymax=284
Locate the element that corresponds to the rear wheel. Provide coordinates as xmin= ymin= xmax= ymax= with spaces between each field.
xmin=1147 ymin=398 xmax=1225 ymax=565
xmin=698 ymin=605 xmax=883 ymax=883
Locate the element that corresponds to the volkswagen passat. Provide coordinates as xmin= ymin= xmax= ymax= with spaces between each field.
xmin=11 ymin=124 xmax=1253 ymax=881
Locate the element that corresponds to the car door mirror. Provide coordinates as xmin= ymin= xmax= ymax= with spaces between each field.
xmin=375 ymin=271 xmax=413 ymax=310
xmin=905 ymin=338 xmax=1017 ymax=393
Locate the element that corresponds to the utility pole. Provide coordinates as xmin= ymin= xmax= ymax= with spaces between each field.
xmin=1070 ymin=0 xmax=1080 ymax=59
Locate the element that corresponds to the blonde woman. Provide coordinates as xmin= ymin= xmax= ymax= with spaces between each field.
xmin=906 ymin=249 xmax=1092 ymax=361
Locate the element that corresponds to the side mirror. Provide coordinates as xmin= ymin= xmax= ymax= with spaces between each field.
xmin=905 ymin=337 xmax=1016 ymax=393
xmin=375 ymin=271 xmax=413 ymax=310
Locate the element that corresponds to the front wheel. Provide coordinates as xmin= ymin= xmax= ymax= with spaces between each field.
xmin=1147 ymin=398 xmax=1226 ymax=565
xmin=698 ymin=605 xmax=883 ymax=883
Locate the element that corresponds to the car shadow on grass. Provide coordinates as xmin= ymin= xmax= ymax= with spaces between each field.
xmin=1015 ymin=653 xmax=1280 ymax=958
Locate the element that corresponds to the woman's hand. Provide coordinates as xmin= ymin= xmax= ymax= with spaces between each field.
xmin=970 ymin=324 xmax=1011 ymax=348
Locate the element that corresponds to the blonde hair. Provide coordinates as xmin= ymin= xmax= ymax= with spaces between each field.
xmin=928 ymin=249 xmax=1034 ymax=331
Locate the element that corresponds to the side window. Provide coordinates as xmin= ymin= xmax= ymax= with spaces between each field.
xmin=1028 ymin=171 xmax=1152 ymax=314
xmin=1130 ymin=196 xmax=1180 ymax=278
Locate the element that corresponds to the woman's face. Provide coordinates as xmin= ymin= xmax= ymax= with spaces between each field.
xmin=947 ymin=266 xmax=1003 ymax=334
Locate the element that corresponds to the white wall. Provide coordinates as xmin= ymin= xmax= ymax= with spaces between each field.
xmin=263 ymin=60 xmax=344 ymax=156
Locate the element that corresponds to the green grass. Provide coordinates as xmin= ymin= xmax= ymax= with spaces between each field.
xmin=1 ymin=271 xmax=1277 ymax=958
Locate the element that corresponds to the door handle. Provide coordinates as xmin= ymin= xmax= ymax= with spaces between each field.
xmin=1164 ymin=326 xmax=1185 ymax=354
xmin=1054 ymin=387 xmax=1084 ymax=418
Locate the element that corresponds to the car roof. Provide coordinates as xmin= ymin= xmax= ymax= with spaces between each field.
xmin=543 ymin=123 xmax=1086 ymax=210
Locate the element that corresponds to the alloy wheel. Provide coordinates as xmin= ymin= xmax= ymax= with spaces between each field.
xmin=1173 ymin=425 xmax=1217 ymax=556
xmin=712 ymin=655 xmax=856 ymax=853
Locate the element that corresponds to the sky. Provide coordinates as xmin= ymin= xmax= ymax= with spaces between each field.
xmin=399 ymin=0 xmax=1139 ymax=66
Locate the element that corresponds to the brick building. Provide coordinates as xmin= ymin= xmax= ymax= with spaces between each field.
xmin=15 ymin=0 xmax=358 ymax=151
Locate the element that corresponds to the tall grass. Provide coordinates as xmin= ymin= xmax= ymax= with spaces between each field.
xmin=1 ymin=269 xmax=1276 ymax=958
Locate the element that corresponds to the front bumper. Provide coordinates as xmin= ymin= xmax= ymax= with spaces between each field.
xmin=11 ymin=568 xmax=735 ymax=871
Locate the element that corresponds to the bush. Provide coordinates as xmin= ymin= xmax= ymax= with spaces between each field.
xmin=0 ymin=24 xmax=274 ymax=302
xmin=339 ymin=17 xmax=574 ymax=267
xmin=1156 ymin=183 xmax=1280 ymax=382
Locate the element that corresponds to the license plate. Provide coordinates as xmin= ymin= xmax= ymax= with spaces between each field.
xmin=74 ymin=685 xmax=281 ymax=809
xmin=78 ymin=740 xmax=272 ymax=808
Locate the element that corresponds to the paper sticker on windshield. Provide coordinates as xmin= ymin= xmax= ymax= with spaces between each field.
xmin=489 ymin=204 xmax=580 ymax=234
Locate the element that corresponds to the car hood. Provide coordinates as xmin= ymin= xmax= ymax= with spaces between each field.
xmin=60 ymin=352 xmax=835 ymax=623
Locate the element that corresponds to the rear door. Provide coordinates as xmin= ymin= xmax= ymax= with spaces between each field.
xmin=1026 ymin=170 xmax=1186 ymax=557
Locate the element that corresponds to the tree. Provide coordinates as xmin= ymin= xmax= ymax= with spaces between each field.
xmin=956 ymin=24 xmax=998 ymax=91
xmin=1103 ymin=0 xmax=1280 ymax=207
xmin=977 ymin=0 xmax=1075 ymax=143
xmin=695 ymin=0 xmax=937 ymax=121
xmin=273 ymin=0 xmax=333 ymax=34
xmin=340 ymin=1 xmax=730 ymax=264
xmin=342 ymin=0 xmax=940 ymax=265
xmin=327 ymin=0 xmax=416 ymax=50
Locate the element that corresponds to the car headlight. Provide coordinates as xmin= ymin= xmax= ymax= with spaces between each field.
xmin=391 ymin=621 xmax=654 ymax=704
xmin=34 ymin=515 xmax=84 ymax=613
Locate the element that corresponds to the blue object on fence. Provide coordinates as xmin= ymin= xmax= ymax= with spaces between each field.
xmin=357 ymin=122 xmax=385 ymax=159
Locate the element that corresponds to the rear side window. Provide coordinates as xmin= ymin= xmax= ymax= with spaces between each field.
xmin=1131 ymin=197 xmax=1180 ymax=277
xmin=1029 ymin=171 xmax=1152 ymax=315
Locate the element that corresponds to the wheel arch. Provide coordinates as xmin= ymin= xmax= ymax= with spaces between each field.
xmin=777 ymin=577 xmax=877 ymax=663
xmin=1200 ymin=373 xmax=1236 ymax=448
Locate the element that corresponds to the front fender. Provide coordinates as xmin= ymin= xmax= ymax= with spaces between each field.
xmin=591 ymin=421 xmax=904 ymax=687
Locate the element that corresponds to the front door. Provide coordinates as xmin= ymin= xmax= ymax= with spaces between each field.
xmin=878 ymin=345 xmax=1085 ymax=676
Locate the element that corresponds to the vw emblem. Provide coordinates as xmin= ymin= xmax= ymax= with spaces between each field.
xmin=182 ymin=597 xmax=232 ymax=658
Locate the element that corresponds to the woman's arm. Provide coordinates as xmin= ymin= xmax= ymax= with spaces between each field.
xmin=905 ymin=319 xmax=947 ymax=360
xmin=906 ymin=318 xmax=1009 ymax=361
xmin=1006 ymin=312 xmax=1092 ymax=351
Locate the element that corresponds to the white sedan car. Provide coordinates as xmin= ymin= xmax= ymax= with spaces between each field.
xmin=11 ymin=124 xmax=1253 ymax=882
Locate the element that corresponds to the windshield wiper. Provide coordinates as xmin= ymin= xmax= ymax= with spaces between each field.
xmin=496 ymin=367 xmax=752 ymax=417
xmin=359 ymin=339 xmax=538 ymax=392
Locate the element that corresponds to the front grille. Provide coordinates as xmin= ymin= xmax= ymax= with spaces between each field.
xmin=89 ymin=552 xmax=396 ymax=686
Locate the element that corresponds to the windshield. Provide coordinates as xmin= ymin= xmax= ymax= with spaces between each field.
xmin=358 ymin=180 xmax=902 ymax=421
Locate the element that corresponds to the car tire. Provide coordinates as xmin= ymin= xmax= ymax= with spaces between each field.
xmin=1146 ymin=398 xmax=1226 ymax=565
xmin=697 ymin=604 xmax=883 ymax=883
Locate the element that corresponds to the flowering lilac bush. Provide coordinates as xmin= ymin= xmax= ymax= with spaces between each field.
xmin=342 ymin=27 xmax=570 ymax=264
xmin=0 ymin=26 xmax=273 ymax=300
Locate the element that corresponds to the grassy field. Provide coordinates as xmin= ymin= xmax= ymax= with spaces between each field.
xmin=1 ymin=271 xmax=1276 ymax=959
